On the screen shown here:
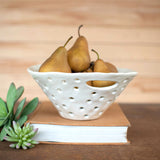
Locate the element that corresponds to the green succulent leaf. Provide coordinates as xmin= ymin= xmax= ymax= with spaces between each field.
xmin=15 ymin=86 xmax=24 ymax=103
xmin=0 ymin=111 xmax=11 ymax=128
xmin=4 ymin=136 xmax=19 ymax=142
xmin=0 ymin=117 xmax=5 ymax=121
xmin=17 ymin=115 xmax=28 ymax=127
xmin=6 ymin=82 xmax=16 ymax=112
xmin=14 ymin=98 xmax=26 ymax=120
xmin=0 ymin=82 xmax=39 ymax=144
xmin=21 ymin=97 xmax=39 ymax=117
xmin=0 ymin=98 xmax=8 ymax=117
xmin=0 ymin=119 xmax=5 ymax=127
xmin=0 ymin=120 xmax=11 ymax=141
xmin=4 ymin=121 xmax=39 ymax=149
xmin=0 ymin=104 xmax=17 ymax=128
xmin=12 ymin=121 xmax=21 ymax=135
xmin=5 ymin=127 xmax=16 ymax=137
xmin=9 ymin=143 xmax=17 ymax=148
xmin=0 ymin=117 xmax=7 ymax=127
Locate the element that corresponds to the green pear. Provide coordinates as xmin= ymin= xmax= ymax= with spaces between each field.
xmin=39 ymin=36 xmax=72 ymax=73
xmin=67 ymin=25 xmax=90 ymax=72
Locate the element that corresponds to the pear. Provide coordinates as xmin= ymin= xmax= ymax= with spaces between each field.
xmin=89 ymin=61 xmax=117 ymax=73
xmin=86 ymin=68 xmax=93 ymax=73
xmin=39 ymin=36 xmax=73 ymax=73
xmin=91 ymin=49 xmax=117 ymax=87
xmin=105 ymin=62 xmax=118 ymax=73
xmin=67 ymin=25 xmax=90 ymax=72
xmin=84 ymin=61 xmax=94 ymax=72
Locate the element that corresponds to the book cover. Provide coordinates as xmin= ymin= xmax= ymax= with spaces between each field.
xmin=28 ymin=102 xmax=130 ymax=144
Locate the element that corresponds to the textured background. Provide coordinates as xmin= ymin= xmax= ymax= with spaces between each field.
xmin=0 ymin=0 xmax=160 ymax=103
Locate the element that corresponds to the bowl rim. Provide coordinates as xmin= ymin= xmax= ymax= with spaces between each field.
xmin=27 ymin=64 xmax=138 ymax=76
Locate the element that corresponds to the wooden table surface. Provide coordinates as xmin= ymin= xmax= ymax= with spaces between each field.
xmin=0 ymin=0 xmax=160 ymax=104
xmin=0 ymin=103 xmax=160 ymax=160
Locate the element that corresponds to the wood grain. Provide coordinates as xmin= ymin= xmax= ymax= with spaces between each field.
xmin=0 ymin=0 xmax=160 ymax=103
xmin=1 ymin=0 xmax=160 ymax=27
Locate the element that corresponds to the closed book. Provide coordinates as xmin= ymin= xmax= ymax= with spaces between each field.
xmin=28 ymin=102 xmax=130 ymax=144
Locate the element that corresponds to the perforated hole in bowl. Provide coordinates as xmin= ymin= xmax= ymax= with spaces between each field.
xmin=99 ymin=111 xmax=103 ymax=116
xmin=62 ymin=80 xmax=67 ymax=85
xmin=69 ymin=112 xmax=74 ymax=117
xmin=43 ymin=85 xmax=49 ymax=93
xmin=99 ymin=96 xmax=105 ymax=101
xmin=57 ymin=88 xmax=62 ymax=93
xmin=107 ymin=100 xmax=112 ymax=104
xmin=51 ymin=94 xmax=55 ymax=100
xmin=47 ymin=77 xmax=52 ymax=82
xmin=123 ymin=79 xmax=129 ymax=83
xmin=92 ymin=92 xmax=97 ymax=96
xmin=69 ymin=97 xmax=74 ymax=102
xmin=84 ymin=114 xmax=89 ymax=119
xmin=74 ymin=78 xmax=81 ymax=83
xmin=62 ymin=104 xmax=67 ymax=109
xmin=43 ymin=84 xmax=48 ymax=90
xmin=55 ymin=104 xmax=60 ymax=109
xmin=112 ymin=90 xmax=117 ymax=95
xmin=94 ymin=106 xmax=99 ymax=111
xmin=74 ymin=86 xmax=79 ymax=91
xmin=86 ymin=99 xmax=92 ymax=104
xmin=80 ymin=106 xmax=84 ymax=111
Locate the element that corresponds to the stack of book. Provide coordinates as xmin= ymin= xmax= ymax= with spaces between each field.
xmin=27 ymin=102 xmax=130 ymax=144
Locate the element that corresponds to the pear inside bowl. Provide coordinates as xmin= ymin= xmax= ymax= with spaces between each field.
xmin=28 ymin=65 xmax=137 ymax=120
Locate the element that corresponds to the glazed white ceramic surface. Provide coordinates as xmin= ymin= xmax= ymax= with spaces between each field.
xmin=28 ymin=65 xmax=137 ymax=120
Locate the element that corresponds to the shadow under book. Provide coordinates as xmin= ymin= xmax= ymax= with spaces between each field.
xmin=27 ymin=102 xmax=130 ymax=144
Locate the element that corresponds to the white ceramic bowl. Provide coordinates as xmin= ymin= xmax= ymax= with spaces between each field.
xmin=28 ymin=65 xmax=137 ymax=120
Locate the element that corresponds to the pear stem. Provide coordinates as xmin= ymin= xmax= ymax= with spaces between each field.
xmin=78 ymin=25 xmax=83 ymax=37
xmin=64 ymin=36 xmax=73 ymax=47
xmin=91 ymin=49 xmax=100 ymax=60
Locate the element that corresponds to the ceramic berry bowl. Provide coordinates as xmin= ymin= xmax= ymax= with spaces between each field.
xmin=28 ymin=65 xmax=137 ymax=120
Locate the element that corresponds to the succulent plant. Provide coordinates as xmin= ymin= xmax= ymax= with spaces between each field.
xmin=4 ymin=121 xmax=39 ymax=149
xmin=0 ymin=82 xmax=39 ymax=141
